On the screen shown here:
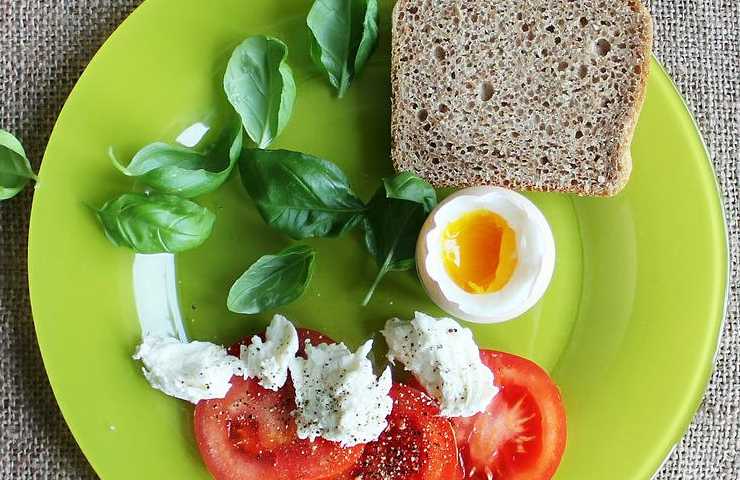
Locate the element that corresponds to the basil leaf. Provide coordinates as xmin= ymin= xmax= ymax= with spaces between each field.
xmin=0 ymin=129 xmax=36 ymax=200
xmin=307 ymin=0 xmax=379 ymax=98
xmin=239 ymin=149 xmax=365 ymax=239
xmin=96 ymin=193 xmax=215 ymax=253
xmin=383 ymin=171 xmax=437 ymax=212
xmin=224 ymin=36 xmax=296 ymax=148
xmin=227 ymin=244 xmax=316 ymax=314
xmin=362 ymin=173 xmax=437 ymax=305
xmin=112 ymin=126 xmax=243 ymax=198
xmin=354 ymin=0 xmax=379 ymax=74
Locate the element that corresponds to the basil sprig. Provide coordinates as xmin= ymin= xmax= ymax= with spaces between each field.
xmin=96 ymin=193 xmax=216 ymax=253
xmin=112 ymin=125 xmax=243 ymax=198
xmin=224 ymin=36 xmax=296 ymax=148
xmin=361 ymin=173 xmax=437 ymax=305
xmin=307 ymin=0 xmax=379 ymax=97
xmin=239 ymin=149 xmax=366 ymax=239
xmin=227 ymin=244 xmax=316 ymax=314
xmin=0 ymin=129 xmax=36 ymax=200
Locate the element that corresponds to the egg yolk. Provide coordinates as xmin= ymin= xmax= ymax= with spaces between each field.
xmin=441 ymin=209 xmax=518 ymax=294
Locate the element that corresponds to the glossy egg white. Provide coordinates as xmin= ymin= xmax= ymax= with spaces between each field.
xmin=417 ymin=187 xmax=556 ymax=324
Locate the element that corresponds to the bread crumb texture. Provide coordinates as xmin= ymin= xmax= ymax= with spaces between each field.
xmin=391 ymin=0 xmax=653 ymax=196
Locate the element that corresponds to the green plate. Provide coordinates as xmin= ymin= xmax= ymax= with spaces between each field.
xmin=28 ymin=0 xmax=727 ymax=479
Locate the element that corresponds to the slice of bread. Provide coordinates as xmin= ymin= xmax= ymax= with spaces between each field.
xmin=391 ymin=0 xmax=653 ymax=196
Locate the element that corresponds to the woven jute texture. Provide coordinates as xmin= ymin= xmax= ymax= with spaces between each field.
xmin=0 ymin=1 xmax=738 ymax=478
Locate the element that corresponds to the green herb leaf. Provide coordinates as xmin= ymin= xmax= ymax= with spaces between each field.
xmin=354 ymin=0 xmax=379 ymax=74
xmin=0 ymin=129 xmax=36 ymax=200
xmin=382 ymin=171 xmax=437 ymax=211
xmin=224 ymin=36 xmax=296 ymax=148
xmin=227 ymin=244 xmax=316 ymax=314
xmin=362 ymin=173 xmax=437 ymax=305
xmin=96 ymin=193 xmax=216 ymax=253
xmin=307 ymin=0 xmax=379 ymax=98
xmin=112 ymin=126 xmax=243 ymax=198
xmin=239 ymin=148 xmax=365 ymax=239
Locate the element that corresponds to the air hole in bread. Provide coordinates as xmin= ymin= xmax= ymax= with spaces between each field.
xmin=580 ymin=17 xmax=589 ymax=27
xmin=479 ymin=81 xmax=495 ymax=101
xmin=417 ymin=109 xmax=429 ymax=122
xmin=633 ymin=65 xmax=641 ymax=74
xmin=439 ymin=104 xmax=449 ymax=113
xmin=408 ymin=6 xmax=418 ymax=14
xmin=575 ymin=130 xmax=584 ymax=139
xmin=434 ymin=46 xmax=446 ymax=61
xmin=595 ymin=39 xmax=612 ymax=56
xmin=546 ymin=25 xmax=556 ymax=33
xmin=578 ymin=65 xmax=589 ymax=78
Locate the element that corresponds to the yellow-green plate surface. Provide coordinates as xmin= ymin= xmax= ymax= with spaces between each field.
xmin=28 ymin=0 xmax=727 ymax=479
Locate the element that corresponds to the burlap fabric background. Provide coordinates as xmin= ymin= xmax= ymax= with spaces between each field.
xmin=0 ymin=1 xmax=737 ymax=478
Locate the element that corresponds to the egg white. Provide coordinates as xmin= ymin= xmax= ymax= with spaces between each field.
xmin=417 ymin=187 xmax=556 ymax=324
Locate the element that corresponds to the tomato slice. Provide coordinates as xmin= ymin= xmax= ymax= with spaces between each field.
xmin=339 ymin=384 xmax=462 ymax=480
xmin=452 ymin=350 xmax=567 ymax=480
xmin=195 ymin=329 xmax=362 ymax=480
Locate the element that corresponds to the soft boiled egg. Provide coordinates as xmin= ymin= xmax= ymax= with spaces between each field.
xmin=417 ymin=187 xmax=556 ymax=323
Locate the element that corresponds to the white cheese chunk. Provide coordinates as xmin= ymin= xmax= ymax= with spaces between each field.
xmin=239 ymin=314 xmax=299 ymax=391
xmin=133 ymin=336 xmax=239 ymax=404
xmin=289 ymin=340 xmax=393 ymax=447
xmin=382 ymin=311 xmax=498 ymax=417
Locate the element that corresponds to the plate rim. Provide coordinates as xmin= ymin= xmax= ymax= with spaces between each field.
xmin=26 ymin=1 xmax=730 ymax=478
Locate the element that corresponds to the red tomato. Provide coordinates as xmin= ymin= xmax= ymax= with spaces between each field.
xmin=194 ymin=330 xmax=361 ymax=480
xmin=451 ymin=350 xmax=567 ymax=480
xmin=338 ymin=384 xmax=462 ymax=480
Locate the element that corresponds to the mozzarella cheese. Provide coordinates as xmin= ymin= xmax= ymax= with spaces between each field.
xmin=382 ymin=311 xmax=498 ymax=417
xmin=289 ymin=340 xmax=393 ymax=447
xmin=239 ymin=314 xmax=299 ymax=390
xmin=133 ymin=336 xmax=239 ymax=404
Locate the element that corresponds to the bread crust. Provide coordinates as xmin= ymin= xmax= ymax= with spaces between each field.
xmin=390 ymin=0 xmax=654 ymax=197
